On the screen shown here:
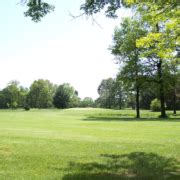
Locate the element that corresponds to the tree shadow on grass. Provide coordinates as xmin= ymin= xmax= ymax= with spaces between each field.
xmin=83 ymin=116 xmax=180 ymax=122
xmin=62 ymin=152 xmax=180 ymax=180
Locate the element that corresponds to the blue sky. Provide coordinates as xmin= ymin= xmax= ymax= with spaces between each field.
xmin=0 ymin=0 xmax=131 ymax=99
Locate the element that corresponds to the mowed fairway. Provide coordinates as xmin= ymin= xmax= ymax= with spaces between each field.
xmin=0 ymin=109 xmax=180 ymax=180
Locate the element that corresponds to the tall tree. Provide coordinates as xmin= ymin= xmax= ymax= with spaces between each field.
xmin=53 ymin=83 xmax=79 ymax=109
xmin=136 ymin=3 xmax=179 ymax=117
xmin=97 ymin=78 xmax=115 ymax=108
xmin=27 ymin=79 xmax=55 ymax=108
xmin=110 ymin=18 xmax=146 ymax=118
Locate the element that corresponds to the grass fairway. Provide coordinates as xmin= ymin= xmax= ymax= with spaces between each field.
xmin=0 ymin=108 xmax=180 ymax=179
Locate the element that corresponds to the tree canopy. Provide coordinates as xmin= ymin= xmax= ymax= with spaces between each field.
xmin=53 ymin=83 xmax=79 ymax=109
xmin=21 ymin=0 xmax=54 ymax=22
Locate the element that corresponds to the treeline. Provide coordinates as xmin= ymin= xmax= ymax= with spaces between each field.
xmin=0 ymin=80 xmax=94 ymax=109
xmin=96 ymin=77 xmax=180 ymax=112
xmin=0 ymin=77 xmax=179 ymax=113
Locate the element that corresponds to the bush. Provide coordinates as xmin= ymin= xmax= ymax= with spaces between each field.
xmin=11 ymin=101 xmax=18 ymax=109
xmin=24 ymin=104 xmax=30 ymax=111
xmin=150 ymin=99 xmax=161 ymax=112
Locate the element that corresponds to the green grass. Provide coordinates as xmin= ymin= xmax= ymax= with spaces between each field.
xmin=0 ymin=108 xmax=180 ymax=179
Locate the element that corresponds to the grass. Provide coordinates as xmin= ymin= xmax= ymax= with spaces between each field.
xmin=0 ymin=108 xmax=180 ymax=179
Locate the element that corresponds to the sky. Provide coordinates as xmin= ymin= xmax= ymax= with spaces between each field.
xmin=0 ymin=0 xmax=131 ymax=99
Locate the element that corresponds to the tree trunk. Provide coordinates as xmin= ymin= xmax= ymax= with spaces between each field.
xmin=157 ymin=59 xmax=166 ymax=118
xmin=119 ymin=98 xmax=122 ymax=109
xmin=136 ymin=85 xmax=140 ymax=118
xmin=156 ymin=23 xmax=166 ymax=118
xmin=118 ymin=92 xmax=122 ymax=109
xmin=135 ymin=52 xmax=140 ymax=119
xmin=173 ymin=88 xmax=177 ymax=115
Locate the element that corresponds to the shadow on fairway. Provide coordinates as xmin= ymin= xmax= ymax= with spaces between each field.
xmin=62 ymin=152 xmax=180 ymax=180
xmin=83 ymin=116 xmax=180 ymax=122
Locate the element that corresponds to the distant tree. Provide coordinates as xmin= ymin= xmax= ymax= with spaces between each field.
xmin=69 ymin=90 xmax=81 ymax=108
xmin=97 ymin=77 xmax=127 ymax=109
xmin=53 ymin=83 xmax=79 ymax=109
xmin=80 ymin=97 xmax=94 ymax=107
xmin=111 ymin=78 xmax=126 ymax=109
xmin=0 ymin=80 xmax=28 ymax=109
xmin=139 ymin=83 xmax=157 ymax=110
xmin=0 ymin=90 xmax=9 ymax=109
xmin=27 ymin=79 xmax=55 ymax=108
xmin=98 ymin=78 xmax=115 ymax=109
xmin=164 ymin=62 xmax=180 ymax=114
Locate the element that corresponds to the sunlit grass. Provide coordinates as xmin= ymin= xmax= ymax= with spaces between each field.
xmin=0 ymin=108 xmax=180 ymax=179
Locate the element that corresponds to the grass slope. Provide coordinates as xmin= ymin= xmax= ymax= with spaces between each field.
xmin=0 ymin=108 xmax=180 ymax=179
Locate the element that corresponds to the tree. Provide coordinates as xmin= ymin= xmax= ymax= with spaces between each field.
xmin=80 ymin=97 xmax=94 ymax=107
xmin=80 ymin=1 xmax=178 ymax=19
xmin=81 ymin=1 xmax=179 ymax=117
xmin=0 ymin=80 xmax=28 ymax=109
xmin=97 ymin=77 xmax=127 ymax=109
xmin=97 ymin=78 xmax=115 ymax=108
xmin=164 ymin=61 xmax=180 ymax=114
xmin=21 ymin=0 xmax=54 ymax=22
xmin=21 ymin=0 xmax=178 ymax=22
xmin=53 ymin=83 xmax=79 ymax=109
xmin=135 ymin=3 xmax=179 ymax=117
xmin=112 ymin=78 xmax=126 ymax=109
xmin=110 ymin=18 xmax=146 ymax=118
xmin=27 ymin=79 xmax=55 ymax=108
xmin=139 ymin=83 xmax=157 ymax=109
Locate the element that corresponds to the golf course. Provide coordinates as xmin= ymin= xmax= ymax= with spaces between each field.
xmin=0 ymin=108 xmax=180 ymax=179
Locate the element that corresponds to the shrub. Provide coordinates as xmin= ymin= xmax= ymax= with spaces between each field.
xmin=11 ymin=101 xmax=18 ymax=109
xmin=24 ymin=104 xmax=30 ymax=111
xmin=150 ymin=99 xmax=161 ymax=112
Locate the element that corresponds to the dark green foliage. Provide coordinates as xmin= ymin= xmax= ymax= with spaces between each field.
xmin=24 ymin=104 xmax=30 ymax=111
xmin=98 ymin=78 xmax=115 ymax=109
xmin=140 ymin=83 xmax=157 ymax=109
xmin=80 ymin=0 xmax=123 ymax=18
xmin=0 ymin=91 xmax=8 ymax=109
xmin=27 ymin=79 xmax=55 ymax=108
xmin=53 ymin=83 xmax=79 ymax=109
xmin=0 ymin=81 xmax=28 ymax=109
xmin=21 ymin=0 xmax=178 ymax=23
xmin=80 ymin=0 xmax=178 ymax=18
xmin=111 ymin=78 xmax=126 ymax=109
xmin=97 ymin=78 xmax=126 ymax=109
xmin=23 ymin=0 xmax=54 ymax=22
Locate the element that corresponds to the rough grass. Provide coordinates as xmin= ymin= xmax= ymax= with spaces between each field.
xmin=0 ymin=108 xmax=180 ymax=179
